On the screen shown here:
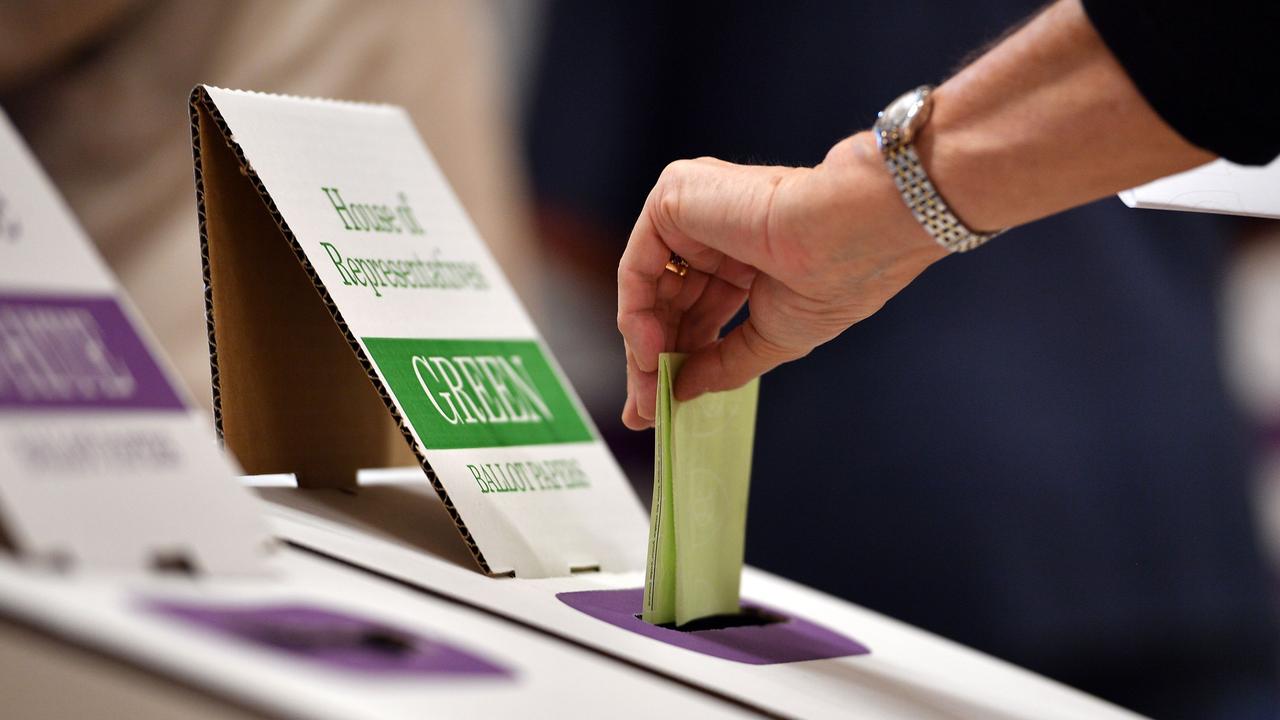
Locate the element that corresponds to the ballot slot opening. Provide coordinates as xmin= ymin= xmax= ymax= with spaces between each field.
xmin=244 ymin=621 xmax=416 ymax=657
xmin=142 ymin=601 xmax=515 ymax=677
xmin=636 ymin=606 xmax=787 ymax=632
xmin=558 ymin=588 xmax=871 ymax=664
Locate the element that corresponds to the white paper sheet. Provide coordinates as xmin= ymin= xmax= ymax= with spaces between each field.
xmin=1120 ymin=158 xmax=1280 ymax=219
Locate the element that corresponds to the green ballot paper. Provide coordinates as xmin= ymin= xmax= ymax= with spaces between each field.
xmin=643 ymin=353 xmax=760 ymax=626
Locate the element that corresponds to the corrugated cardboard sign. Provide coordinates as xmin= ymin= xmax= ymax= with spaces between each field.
xmin=191 ymin=86 xmax=647 ymax=578
xmin=0 ymin=109 xmax=270 ymax=575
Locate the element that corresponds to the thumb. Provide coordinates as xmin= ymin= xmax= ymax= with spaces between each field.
xmin=673 ymin=315 xmax=796 ymax=401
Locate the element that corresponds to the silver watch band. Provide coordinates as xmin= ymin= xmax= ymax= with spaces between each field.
xmin=882 ymin=144 xmax=1002 ymax=253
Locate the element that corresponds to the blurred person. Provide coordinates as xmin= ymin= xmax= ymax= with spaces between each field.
xmin=0 ymin=0 xmax=540 ymax=408
xmin=527 ymin=1 xmax=1279 ymax=717
xmin=1225 ymin=222 xmax=1280 ymax=565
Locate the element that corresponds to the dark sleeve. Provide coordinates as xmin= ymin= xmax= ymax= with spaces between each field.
xmin=1081 ymin=0 xmax=1280 ymax=166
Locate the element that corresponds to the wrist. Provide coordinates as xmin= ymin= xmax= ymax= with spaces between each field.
xmin=911 ymin=85 xmax=1015 ymax=232
xmin=908 ymin=0 xmax=1215 ymax=232
xmin=816 ymin=131 xmax=950 ymax=266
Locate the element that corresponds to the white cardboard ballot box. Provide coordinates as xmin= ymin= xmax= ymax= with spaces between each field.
xmin=257 ymin=472 xmax=1143 ymax=720
xmin=1120 ymin=157 xmax=1280 ymax=219
xmin=0 ymin=106 xmax=749 ymax=720
xmin=191 ymin=86 xmax=643 ymax=580
xmin=0 ymin=548 xmax=750 ymax=720
xmin=193 ymin=86 xmax=1145 ymax=719
xmin=0 ymin=108 xmax=271 ymax=576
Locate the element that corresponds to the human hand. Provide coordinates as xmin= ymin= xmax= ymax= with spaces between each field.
xmin=617 ymin=131 xmax=949 ymax=430
xmin=616 ymin=0 xmax=1223 ymax=431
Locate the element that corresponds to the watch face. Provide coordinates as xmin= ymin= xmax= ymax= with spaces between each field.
xmin=876 ymin=86 xmax=932 ymax=149
xmin=883 ymin=90 xmax=921 ymax=130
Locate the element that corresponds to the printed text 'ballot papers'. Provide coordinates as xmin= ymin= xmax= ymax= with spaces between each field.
xmin=193 ymin=87 xmax=647 ymax=577
xmin=0 ymin=108 xmax=270 ymax=575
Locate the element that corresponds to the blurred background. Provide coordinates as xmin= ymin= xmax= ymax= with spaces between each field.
xmin=3 ymin=2 xmax=1278 ymax=718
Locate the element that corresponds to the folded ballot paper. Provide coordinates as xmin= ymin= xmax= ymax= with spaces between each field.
xmin=643 ymin=353 xmax=760 ymax=627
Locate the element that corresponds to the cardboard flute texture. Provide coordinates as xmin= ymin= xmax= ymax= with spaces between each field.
xmin=0 ymin=108 xmax=271 ymax=575
xmin=1120 ymin=157 xmax=1280 ymax=219
xmin=191 ymin=86 xmax=646 ymax=579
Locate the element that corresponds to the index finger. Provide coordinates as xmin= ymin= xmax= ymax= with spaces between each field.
xmin=617 ymin=159 xmax=785 ymax=375
xmin=616 ymin=207 xmax=682 ymax=375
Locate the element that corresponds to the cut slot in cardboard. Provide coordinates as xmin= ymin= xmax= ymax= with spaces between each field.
xmin=190 ymin=86 xmax=646 ymax=579
xmin=643 ymin=606 xmax=785 ymax=632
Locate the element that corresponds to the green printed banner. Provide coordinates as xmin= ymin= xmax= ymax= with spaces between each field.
xmin=363 ymin=337 xmax=593 ymax=450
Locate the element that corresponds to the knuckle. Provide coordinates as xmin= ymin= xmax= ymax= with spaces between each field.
xmin=655 ymin=182 xmax=682 ymax=230
xmin=820 ymin=136 xmax=859 ymax=167
xmin=658 ymin=159 xmax=688 ymax=189
xmin=741 ymin=322 xmax=793 ymax=361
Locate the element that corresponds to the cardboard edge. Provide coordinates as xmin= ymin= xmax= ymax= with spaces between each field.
xmin=188 ymin=86 xmax=506 ymax=578
xmin=0 ymin=494 xmax=15 ymax=553
xmin=1123 ymin=198 xmax=1280 ymax=221
xmin=0 ymin=607 xmax=280 ymax=720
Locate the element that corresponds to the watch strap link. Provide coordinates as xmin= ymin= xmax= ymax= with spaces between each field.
xmin=883 ymin=144 xmax=1002 ymax=253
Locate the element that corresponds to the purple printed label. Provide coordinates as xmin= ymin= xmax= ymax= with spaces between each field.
xmin=143 ymin=601 xmax=512 ymax=678
xmin=557 ymin=588 xmax=870 ymax=665
xmin=0 ymin=294 xmax=183 ymax=411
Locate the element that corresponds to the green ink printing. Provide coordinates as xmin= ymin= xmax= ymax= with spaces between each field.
xmin=320 ymin=242 xmax=487 ymax=298
xmin=321 ymin=186 xmax=423 ymax=235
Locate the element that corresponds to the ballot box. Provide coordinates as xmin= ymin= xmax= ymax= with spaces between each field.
xmin=254 ymin=471 xmax=1139 ymax=720
xmin=0 ymin=108 xmax=750 ymax=720
xmin=0 ymin=548 xmax=751 ymax=720
xmin=191 ymin=86 xmax=1145 ymax=719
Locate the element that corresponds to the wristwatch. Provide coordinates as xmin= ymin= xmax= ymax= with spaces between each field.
xmin=874 ymin=85 xmax=1002 ymax=253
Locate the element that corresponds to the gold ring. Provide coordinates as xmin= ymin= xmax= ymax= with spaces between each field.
xmin=664 ymin=252 xmax=689 ymax=277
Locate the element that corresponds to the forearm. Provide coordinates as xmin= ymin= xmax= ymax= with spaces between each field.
xmin=617 ymin=0 xmax=1232 ymax=416
xmin=913 ymin=0 xmax=1215 ymax=232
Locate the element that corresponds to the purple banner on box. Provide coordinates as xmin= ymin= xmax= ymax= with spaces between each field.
xmin=143 ymin=600 xmax=513 ymax=678
xmin=0 ymin=293 xmax=183 ymax=411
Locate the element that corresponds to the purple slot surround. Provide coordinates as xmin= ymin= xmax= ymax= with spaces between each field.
xmin=144 ymin=601 xmax=513 ymax=678
xmin=0 ymin=294 xmax=183 ymax=411
xmin=556 ymin=587 xmax=870 ymax=665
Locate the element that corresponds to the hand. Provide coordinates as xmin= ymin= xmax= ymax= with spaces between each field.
xmin=617 ymin=0 xmax=1218 ymax=431
xmin=617 ymin=131 xmax=949 ymax=430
